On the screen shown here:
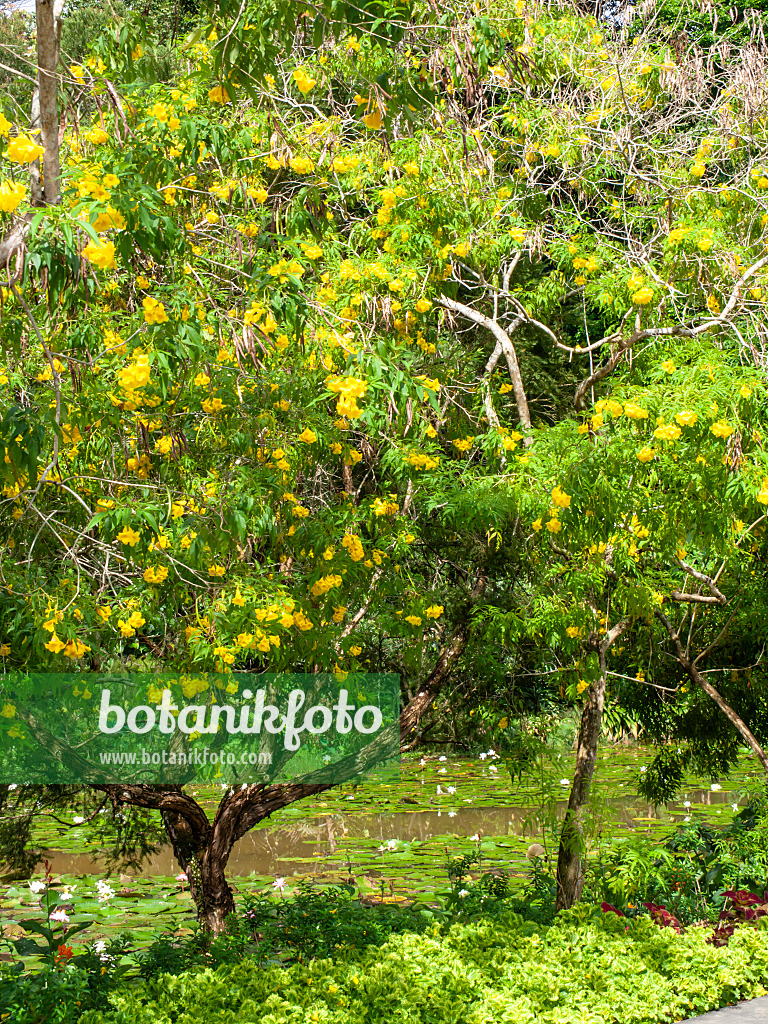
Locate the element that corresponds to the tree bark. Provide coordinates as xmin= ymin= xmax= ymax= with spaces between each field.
xmin=656 ymin=610 xmax=768 ymax=774
xmin=34 ymin=0 xmax=63 ymax=205
xmin=556 ymin=619 xmax=627 ymax=911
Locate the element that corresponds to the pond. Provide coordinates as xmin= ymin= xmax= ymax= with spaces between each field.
xmin=35 ymin=747 xmax=762 ymax=887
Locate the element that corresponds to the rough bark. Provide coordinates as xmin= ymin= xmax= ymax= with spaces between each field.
xmin=34 ymin=0 xmax=63 ymax=205
xmin=95 ymin=571 xmax=488 ymax=932
xmin=656 ymin=610 xmax=768 ymax=774
xmin=556 ymin=619 xmax=627 ymax=911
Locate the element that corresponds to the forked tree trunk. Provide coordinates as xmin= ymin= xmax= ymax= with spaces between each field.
xmin=556 ymin=620 xmax=627 ymax=912
xmin=96 ymin=571 xmax=488 ymax=932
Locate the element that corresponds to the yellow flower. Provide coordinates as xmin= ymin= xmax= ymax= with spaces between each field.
xmin=116 ymin=526 xmax=141 ymax=546
xmin=546 ymin=518 xmax=561 ymax=533
xmin=332 ymin=606 xmax=346 ymax=623
xmin=757 ymin=478 xmax=768 ymax=505
xmin=741 ymin=385 xmax=752 ymax=398
xmin=631 ymin=287 xmax=654 ymax=305
xmin=82 ymin=239 xmax=116 ymax=270
xmin=661 ymin=359 xmax=676 ymax=373
xmin=624 ymin=402 xmax=648 ymax=421
xmin=208 ymin=85 xmax=231 ymax=104
xmin=576 ymin=680 xmax=589 ymax=694
xmin=292 ymin=68 xmax=316 ymax=95
xmin=551 ymin=486 xmax=571 ymax=508
xmin=532 ymin=518 xmax=542 ymax=532
xmin=92 ymin=206 xmax=126 ymax=232
xmin=653 ymin=423 xmax=681 ymax=441
xmin=299 ymin=428 xmax=317 ymax=444
xmin=405 ymin=615 xmax=422 ymax=626
xmin=142 ymin=296 xmax=168 ymax=324
xmin=675 ymin=410 xmax=698 ymax=427
xmin=63 ymin=639 xmax=91 ymax=658
xmin=710 ymin=419 xmax=733 ymax=439
xmin=425 ymin=605 xmax=444 ymax=618
xmin=45 ymin=633 xmax=66 ymax=653
xmin=0 ymin=701 xmax=14 ymax=717
xmin=208 ymin=564 xmax=226 ymax=576
xmin=637 ymin=446 xmax=657 ymax=462
xmin=6 ymin=135 xmax=45 ymax=163
xmin=0 ymin=181 xmax=26 ymax=213
xmin=363 ymin=109 xmax=382 ymax=130
xmin=415 ymin=298 xmax=432 ymax=313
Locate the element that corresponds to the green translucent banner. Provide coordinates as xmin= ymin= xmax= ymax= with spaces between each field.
xmin=0 ymin=672 xmax=400 ymax=784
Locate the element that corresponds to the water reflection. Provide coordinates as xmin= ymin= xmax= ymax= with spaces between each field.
xmin=42 ymin=786 xmax=737 ymax=879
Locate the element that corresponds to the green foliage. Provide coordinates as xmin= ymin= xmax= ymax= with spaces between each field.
xmin=77 ymin=908 xmax=768 ymax=1024
xmin=241 ymin=880 xmax=432 ymax=962
xmin=587 ymin=802 xmax=768 ymax=925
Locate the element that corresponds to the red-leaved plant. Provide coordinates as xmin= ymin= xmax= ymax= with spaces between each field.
xmin=708 ymin=890 xmax=768 ymax=947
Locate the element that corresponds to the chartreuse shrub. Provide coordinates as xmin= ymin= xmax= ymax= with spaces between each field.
xmin=78 ymin=907 xmax=768 ymax=1024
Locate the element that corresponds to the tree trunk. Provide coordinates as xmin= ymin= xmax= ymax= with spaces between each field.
xmin=556 ymin=620 xmax=627 ymax=912
xmin=94 ymin=570 xmax=489 ymax=933
xmin=35 ymin=0 xmax=62 ymax=205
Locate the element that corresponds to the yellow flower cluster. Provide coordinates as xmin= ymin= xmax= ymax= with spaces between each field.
xmin=293 ymin=68 xmax=316 ymax=95
xmin=341 ymin=533 xmax=365 ymax=561
xmin=143 ymin=565 xmax=169 ymax=584
xmin=371 ymin=497 xmax=399 ymax=515
xmin=310 ymin=574 xmax=342 ymax=596
xmin=326 ymin=375 xmax=367 ymax=418
xmin=551 ymin=486 xmax=571 ymax=508
xmin=0 ymin=181 xmax=26 ymax=213
xmin=405 ymin=452 xmax=440 ymax=470
xmin=117 ymin=352 xmax=151 ymax=394
xmin=143 ymin=296 xmax=168 ymax=324
xmin=82 ymin=238 xmax=116 ymax=269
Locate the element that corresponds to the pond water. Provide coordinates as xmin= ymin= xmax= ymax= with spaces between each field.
xmin=40 ymin=780 xmax=751 ymax=882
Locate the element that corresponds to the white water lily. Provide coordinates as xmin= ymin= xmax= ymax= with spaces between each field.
xmin=711 ymin=783 xmax=722 ymax=791
xmin=73 ymin=815 xmax=85 ymax=824
xmin=560 ymin=778 xmax=570 ymax=785
xmin=273 ymin=877 xmax=287 ymax=891
xmin=28 ymin=880 xmax=46 ymax=894
xmin=458 ymin=889 xmax=469 ymax=898
xmin=49 ymin=909 xmax=69 ymax=924
xmin=683 ymin=801 xmax=691 ymax=808
xmin=447 ymin=786 xmax=456 ymax=795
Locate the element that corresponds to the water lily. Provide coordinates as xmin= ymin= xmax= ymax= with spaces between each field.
xmin=273 ymin=877 xmax=287 ymax=891
xmin=28 ymin=880 xmax=46 ymax=894
xmin=49 ymin=909 xmax=70 ymax=924
xmin=560 ymin=778 xmax=570 ymax=785
xmin=711 ymin=783 xmax=722 ymax=791
xmin=447 ymin=786 xmax=456 ymax=795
